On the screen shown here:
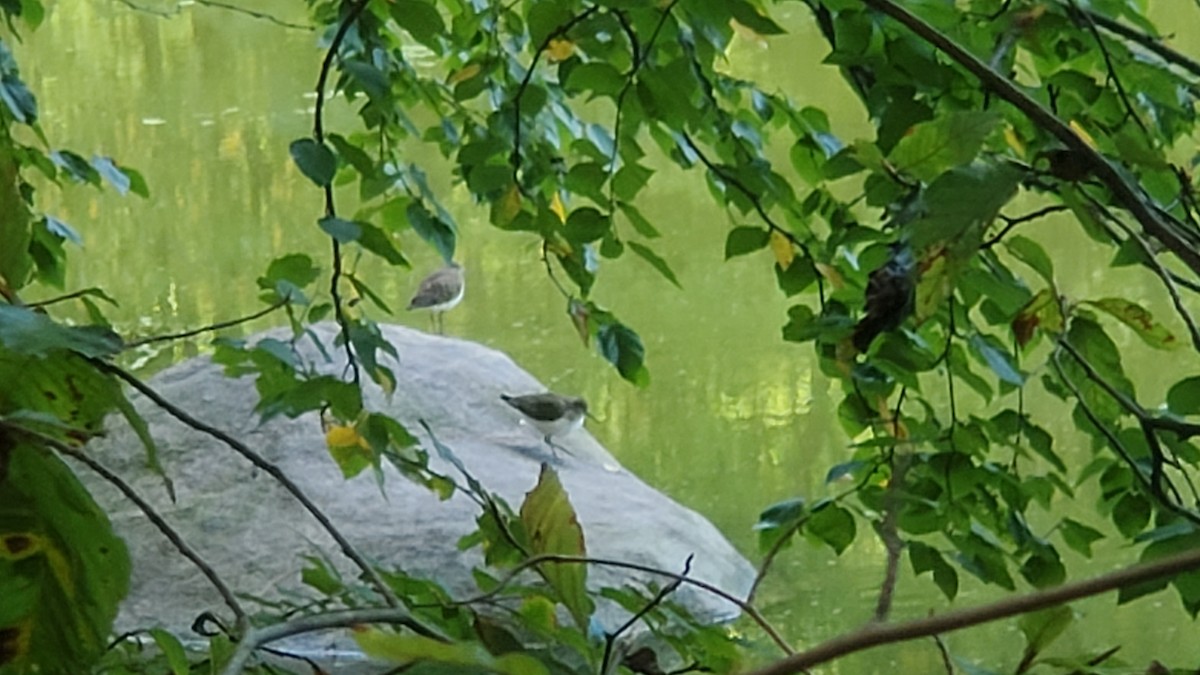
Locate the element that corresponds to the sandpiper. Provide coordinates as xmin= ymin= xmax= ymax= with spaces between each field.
xmin=501 ymin=392 xmax=589 ymax=457
xmin=408 ymin=262 xmax=464 ymax=335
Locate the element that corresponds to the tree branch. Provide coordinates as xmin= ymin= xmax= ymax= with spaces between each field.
xmin=746 ymin=545 xmax=1200 ymax=675
xmin=123 ymin=298 xmax=289 ymax=349
xmin=93 ymin=361 xmax=402 ymax=608
xmin=858 ymin=0 xmax=1200 ymax=278
xmin=450 ymin=553 xmax=794 ymax=656
xmin=7 ymin=423 xmax=248 ymax=632
xmin=312 ymin=0 xmax=371 ymax=392
xmin=218 ymin=607 xmax=449 ymax=675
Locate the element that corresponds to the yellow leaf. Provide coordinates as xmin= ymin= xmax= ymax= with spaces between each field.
xmin=326 ymin=424 xmax=364 ymax=449
xmin=550 ymin=192 xmax=567 ymax=223
xmin=1069 ymin=120 xmax=1097 ymax=149
xmin=814 ymin=262 xmax=844 ymax=290
xmin=769 ymin=230 xmax=795 ymax=269
xmin=546 ymin=38 xmax=574 ymax=62
xmin=490 ymin=183 xmax=522 ymax=226
xmin=1003 ymin=125 xmax=1026 ymax=156
xmin=446 ymin=62 xmax=481 ymax=86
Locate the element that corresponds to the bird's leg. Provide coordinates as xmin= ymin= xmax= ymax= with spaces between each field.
xmin=544 ymin=436 xmax=573 ymax=460
xmin=435 ymin=312 xmax=444 ymax=335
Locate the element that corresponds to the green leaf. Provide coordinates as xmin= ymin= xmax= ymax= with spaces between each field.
xmin=356 ymin=222 xmax=408 ymax=266
xmin=0 ymin=72 xmax=36 ymax=123
xmin=627 ymin=242 xmax=680 ymax=288
xmin=887 ymin=111 xmax=1000 ymax=182
xmin=618 ymin=201 xmax=660 ymax=239
xmin=724 ymin=227 xmax=770 ymax=259
xmin=90 ymin=156 xmax=131 ymax=195
xmin=754 ymin=497 xmax=805 ymax=553
xmin=563 ymin=207 xmax=609 ymax=244
xmin=342 ymin=60 xmax=390 ymax=102
xmin=406 ymin=202 xmax=456 ymax=262
xmin=909 ymin=541 xmax=959 ymax=600
xmin=50 ymin=149 xmax=99 ymax=185
xmin=519 ymin=464 xmax=594 ymax=630
xmin=355 ymin=628 xmax=549 ymax=675
xmin=1004 ymin=235 xmax=1054 ymax=283
xmin=288 ymin=138 xmax=336 ymax=187
xmin=1167 ymin=376 xmax=1200 ymax=416
xmin=597 ymin=321 xmax=649 ymax=387
xmin=0 ymin=444 xmax=131 ymax=674
xmin=1018 ymin=606 xmax=1074 ymax=656
xmin=1084 ymin=297 xmax=1182 ymax=351
xmin=1112 ymin=491 xmax=1151 ymax=538
xmin=0 ymin=305 xmax=122 ymax=358
xmin=256 ymin=253 xmax=319 ymax=303
xmin=527 ymin=2 xmax=574 ymax=48
xmin=729 ymin=0 xmax=786 ymax=35
xmin=318 ymin=216 xmax=361 ymax=243
xmin=564 ymin=62 xmax=625 ymax=100
xmin=388 ymin=0 xmax=446 ymax=51
xmin=806 ymin=503 xmax=856 ymax=555
xmin=968 ymin=333 xmax=1024 ymax=386
xmin=1020 ymin=549 xmax=1066 ymax=588
xmin=147 ymin=628 xmax=190 ymax=675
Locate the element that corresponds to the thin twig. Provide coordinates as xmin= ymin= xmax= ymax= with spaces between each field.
xmin=1065 ymin=0 xmax=1149 ymax=138
xmin=932 ymin=632 xmax=954 ymax=674
xmin=124 ymin=299 xmax=289 ymax=349
xmin=858 ymin=0 xmax=1200 ymax=277
xmin=746 ymin=515 xmax=807 ymax=606
xmin=312 ymin=0 xmax=371 ymax=392
xmin=93 ymin=361 xmax=402 ymax=608
xmin=110 ymin=0 xmax=311 ymax=29
xmin=193 ymin=0 xmax=313 ymax=30
xmin=510 ymin=7 xmax=600 ymax=181
xmin=1080 ymin=191 xmax=1200 ymax=351
xmin=218 ymin=607 xmax=449 ymax=675
xmin=600 ymin=555 xmax=694 ymax=674
xmin=450 ymin=553 xmax=794 ymax=655
xmin=9 ymin=423 xmax=248 ymax=631
xmin=1083 ymin=8 xmax=1200 ymax=79
xmin=26 ymin=288 xmax=107 ymax=309
xmin=606 ymin=1 xmax=680 ymax=216
xmin=980 ymin=205 xmax=1069 ymax=249
xmin=680 ymin=133 xmax=826 ymax=308
xmin=745 ymin=545 xmax=1200 ymax=675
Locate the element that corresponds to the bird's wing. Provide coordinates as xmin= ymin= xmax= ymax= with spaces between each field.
xmin=505 ymin=396 xmax=562 ymax=421
xmin=409 ymin=268 xmax=462 ymax=308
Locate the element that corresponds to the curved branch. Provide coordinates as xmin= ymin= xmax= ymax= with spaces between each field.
xmin=93 ymin=361 xmax=402 ymax=608
xmin=1082 ymin=8 xmax=1200 ymax=80
xmin=510 ymin=6 xmax=600 ymax=181
xmin=746 ymin=545 xmax=1200 ymax=675
xmin=312 ymin=0 xmax=371 ymax=391
xmin=219 ymin=607 xmax=450 ymax=675
xmin=450 ymin=553 xmax=794 ymax=656
xmin=859 ymin=0 xmax=1200 ymax=278
xmin=124 ymin=299 xmax=289 ymax=349
xmin=680 ymin=133 xmax=827 ymax=308
xmin=12 ymin=425 xmax=249 ymax=632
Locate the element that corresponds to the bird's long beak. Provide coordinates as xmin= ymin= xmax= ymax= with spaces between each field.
xmin=585 ymin=410 xmax=601 ymax=423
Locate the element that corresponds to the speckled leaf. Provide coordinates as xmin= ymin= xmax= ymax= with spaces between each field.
xmin=519 ymin=464 xmax=593 ymax=630
xmin=1085 ymin=297 xmax=1181 ymax=350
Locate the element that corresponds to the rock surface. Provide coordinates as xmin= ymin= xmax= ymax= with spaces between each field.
xmin=76 ymin=323 xmax=754 ymax=664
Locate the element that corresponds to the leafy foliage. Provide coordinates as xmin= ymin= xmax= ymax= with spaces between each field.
xmin=7 ymin=0 xmax=1200 ymax=673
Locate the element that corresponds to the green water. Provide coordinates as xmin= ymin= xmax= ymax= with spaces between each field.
xmin=21 ymin=2 xmax=1200 ymax=672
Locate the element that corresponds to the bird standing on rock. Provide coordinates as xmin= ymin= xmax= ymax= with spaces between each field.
xmin=408 ymin=262 xmax=464 ymax=335
xmin=501 ymin=392 xmax=589 ymax=458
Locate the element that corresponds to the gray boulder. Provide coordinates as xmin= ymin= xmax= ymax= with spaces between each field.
xmin=77 ymin=322 xmax=754 ymax=665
